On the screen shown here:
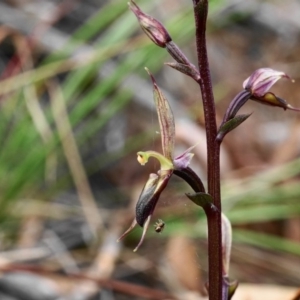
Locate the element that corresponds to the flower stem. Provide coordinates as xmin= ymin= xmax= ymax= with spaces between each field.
xmin=192 ymin=0 xmax=223 ymax=299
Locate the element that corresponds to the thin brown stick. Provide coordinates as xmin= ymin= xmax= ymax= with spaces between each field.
xmin=48 ymin=80 xmax=102 ymax=238
xmin=0 ymin=264 xmax=175 ymax=300
xmin=14 ymin=34 xmax=57 ymax=184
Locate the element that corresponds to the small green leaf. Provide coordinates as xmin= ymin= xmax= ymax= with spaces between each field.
xmin=225 ymin=278 xmax=239 ymax=300
xmin=217 ymin=114 xmax=251 ymax=142
xmin=185 ymin=192 xmax=217 ymax=212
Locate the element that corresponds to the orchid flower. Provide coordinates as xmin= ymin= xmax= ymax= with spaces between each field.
xmin=217 ymin=68 xmax=299 ymax=142
xmin=118 ymin=69 xmax=202 ymax=252
xmin=243 ymin=68 xmax=299 ymax=110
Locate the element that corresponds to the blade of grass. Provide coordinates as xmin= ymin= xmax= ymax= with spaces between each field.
xmin=234 ymin=229 xmax=300 ymax=257
xmin=227 ymin=203 xmax=300 ymax=224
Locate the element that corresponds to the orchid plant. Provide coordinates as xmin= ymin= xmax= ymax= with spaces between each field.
xmin=118 ymin=68 xmax=203 ymax=252
xmin=118 ymin=1 xmax=299 ymax=299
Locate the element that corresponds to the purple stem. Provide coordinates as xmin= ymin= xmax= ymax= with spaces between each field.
xmin=192 ymin=1 xmax=223 ymax=299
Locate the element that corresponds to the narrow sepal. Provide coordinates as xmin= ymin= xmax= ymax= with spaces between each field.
xmin=165 ymin=62 xmax=200 ymax=81
xmin=185 ymin=192 xmax=218 ymax=214
xmin=173 ymin=167 xmax=205 ymax=193
xmin=117 ymin=219 xmax=138 ymax=242
xmin=286 ymin=104 xmax=300 ymax=112
xmin=146 ymin=68 xmax=175 ymax=160
xmin=133 ymin=215 xmax=151 ymax=252
xmin=217 ymin=114 xmax=251 ymax=142
xmin=135 ymin=170 xmax=172 ymax=226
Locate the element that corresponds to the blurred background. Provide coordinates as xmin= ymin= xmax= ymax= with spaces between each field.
xmin=0 ymin=0 xmax=299 ymax=299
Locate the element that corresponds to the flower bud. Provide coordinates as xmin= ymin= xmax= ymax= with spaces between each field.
xmin=128 ymin=0 xmax=172 ymax=48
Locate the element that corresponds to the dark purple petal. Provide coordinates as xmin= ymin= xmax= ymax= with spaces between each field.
xmin=135 ymin=170 xmax=172 ymax=226
xmin=118 ymin=170 xmax=172 ymax=252
xmin=174 ymin=167 xmax=205 ymax=193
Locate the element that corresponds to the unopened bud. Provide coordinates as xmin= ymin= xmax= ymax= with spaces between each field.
xmin=128 ymin=0 xmax=172 ymax=48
